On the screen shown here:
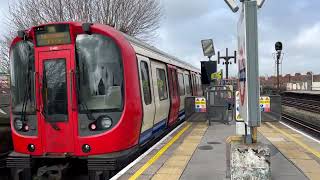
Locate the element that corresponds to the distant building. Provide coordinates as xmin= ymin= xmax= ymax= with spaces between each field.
xmin=260 ymin=72 xmax=320 ymax=91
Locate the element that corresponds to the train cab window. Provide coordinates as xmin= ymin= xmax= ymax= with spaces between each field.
xmin=42 ymin=59 xmax=68 ymax=121
xmin=140 ymin=61 xmax=152 ymax=105
xmin=178 ymin=73 xmax=185 ymax=96
xmin=76 ymin=34 xmax=123 ymax=111
xmin=184 ymin=74 xmax=191 ymax=94
xmin=10 ymin=41 xmax=35 ymax=114
xmin=156 ymin=68 xmax=168 ymax=101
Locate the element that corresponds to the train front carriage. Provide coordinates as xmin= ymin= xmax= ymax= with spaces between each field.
xmin=9 ymin=22 xmax=143 ymax=178
xmin=8 ymin=22 xmax=202 ymax=179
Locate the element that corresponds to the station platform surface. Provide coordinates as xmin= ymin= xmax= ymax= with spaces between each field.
xmin=113 ymin=120 xmax=320 ymax=180
xmin=284 ymin=90 xmax=320 ymax=95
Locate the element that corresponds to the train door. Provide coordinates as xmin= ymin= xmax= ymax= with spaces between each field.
xmin=177 ymin=69 xmax=186 ymax=112
xmin=150 ymin=60 xmax=170 ymax=131
xmin=167 ymin=65 xmax=179 ymax=126
xmin=38 ymin=50 xmax=75 ymax=153
xmin=184 ymin=72 xmax=192 ymax=97
xmin=137 ymin=55 xmax=156 ymax=141
xmin=191 ymin=73 xmax=196 ymax=96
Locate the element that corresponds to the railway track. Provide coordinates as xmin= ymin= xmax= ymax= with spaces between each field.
xmin=281 ymin=113 xmax=320 ymax=139
xmin=282 ymin=96 xmax=320 ymax=114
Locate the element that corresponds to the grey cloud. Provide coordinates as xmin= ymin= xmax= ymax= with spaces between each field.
xmin=155 ymin=0 xmax=320 ymax=76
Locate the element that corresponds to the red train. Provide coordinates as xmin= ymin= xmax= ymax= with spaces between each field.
xmin=8 ymin=22 xmax=202 ymax=179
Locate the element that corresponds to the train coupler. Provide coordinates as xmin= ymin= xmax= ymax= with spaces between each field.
xmin=34 ymin=163 xmax=69 ymax=180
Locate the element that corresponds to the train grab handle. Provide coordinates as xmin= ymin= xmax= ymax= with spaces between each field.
xmin=70 ymin=70 xmax=75 ymax=111
xmin=34 ymin=72 xmax=39 ymax=112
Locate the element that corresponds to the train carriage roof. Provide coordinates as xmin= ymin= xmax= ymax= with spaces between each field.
xmin=122 ymin=33 xmax=201 ymax=73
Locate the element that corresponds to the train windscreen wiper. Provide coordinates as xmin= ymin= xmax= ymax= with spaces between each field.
xmin=75 ymin=69 xmax=96 ymax=121
xmin=20 ymin=54 xmax=33 ymax=122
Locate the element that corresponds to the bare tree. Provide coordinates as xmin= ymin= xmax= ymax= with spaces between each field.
xmin=0 ymin=0 xmax=162 ymax=73
xmin=0 ymin=37 xmax=10 ymax=73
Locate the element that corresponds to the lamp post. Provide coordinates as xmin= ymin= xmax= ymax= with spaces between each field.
xmin=217 ymin=48 xmax=237 ymax=79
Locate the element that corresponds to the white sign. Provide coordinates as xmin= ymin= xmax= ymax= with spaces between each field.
xmin=236 ymin=121 xmax=246 ymax=135
xmin=201 ymin=39 xmax=215 ymax=57
xmin=235 ymin=91 xmax=243 ymax=121
xmin=237 ymin=4 xmax=247 ymax=124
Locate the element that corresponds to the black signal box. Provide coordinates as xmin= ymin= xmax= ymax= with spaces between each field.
xmin=201 ymin=61 xmax=217 ymax=84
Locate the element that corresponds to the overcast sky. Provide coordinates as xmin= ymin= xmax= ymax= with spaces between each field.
xmin=1 ymin=0 xmax=320 ymax=77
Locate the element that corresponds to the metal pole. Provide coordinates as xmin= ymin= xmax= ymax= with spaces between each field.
xmin=218 ymin=48 xmax=235 ymax=80
xmin=276 ymin=51 xmax=280 ymax=92
xmin=226 ymin=48 xmax=229 ymax=79
xmin=226 ymin=61 xmax=229 ymax=79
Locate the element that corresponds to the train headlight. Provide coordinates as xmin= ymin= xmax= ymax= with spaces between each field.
xmin=14 ymin=118 xmax=23 ymax=131
xmin=100 ymin=116 xmax=112 ymax=129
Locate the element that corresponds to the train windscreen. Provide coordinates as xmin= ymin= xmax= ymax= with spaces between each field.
xmin=10 ymin=41 xmax=35 ymax=114
xmin=75 ymin=34 xmax=123 ymax=112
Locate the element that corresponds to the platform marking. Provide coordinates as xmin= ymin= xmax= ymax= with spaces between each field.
xmin=280 ymin=121 xmax=320 ymax=144
xmin=266 ymin=122 xmax=320 ymax=159
xmin=128 ymin=123 xmax=192 ymax=180
xmin=0 ymin=108 xmax=6 ymax=115
xmin=109 ymin=122 xmax=186 ymax=180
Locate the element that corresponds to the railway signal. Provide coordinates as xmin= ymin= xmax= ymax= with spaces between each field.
xmin=274 ymin=41 xmax=284 ymax=92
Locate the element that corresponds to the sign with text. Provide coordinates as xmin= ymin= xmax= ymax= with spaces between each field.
xmin=260 ymin=96 xmax=270 ymax=112
xmin=195 ymin=97 xmax=206 ymax=112
xmin=201 ymin=39 xmax=215 ymax=57
xmin=235 ymin=91 xmax=243 ymax=121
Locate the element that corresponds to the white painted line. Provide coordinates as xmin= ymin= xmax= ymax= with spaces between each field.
xmin=0 ymin=108 xmax=6 ymax=115
xmin=280 ymin=121 xmax=320 ymax=144
xmin=110 ymin=121 xmax=186 ymax=180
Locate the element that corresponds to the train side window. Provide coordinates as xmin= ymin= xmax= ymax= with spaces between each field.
xmin=172 ymin=70 xmax=178 ymax=96
xmin=140 ymin=61 xmax=152 ymax=105
xmin=178 ymin=73 xmax=185 ymax=96
xmin=156 ymin=68 xmax=168 ymax=101
xmin=184 ymin=74 xmax=191 ymax=94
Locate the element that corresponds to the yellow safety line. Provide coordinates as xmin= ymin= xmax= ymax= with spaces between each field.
xmin=129 ymin=123 xmax=192 ymax=180
xmin=266 ymin=122 xmax=320 ymax=158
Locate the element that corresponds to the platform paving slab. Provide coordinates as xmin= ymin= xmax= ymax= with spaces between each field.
xmin=180 ymin=122 xmax=308 ymax=180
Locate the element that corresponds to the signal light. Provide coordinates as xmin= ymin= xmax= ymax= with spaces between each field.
xmin=28 ymin=144 xmax=35 ymax=152
xmin=24 ymin=125 xmax=30 ymax=131
xmin=100 ymin=116 xmax=112 ymax=129
xmin=82 ymin=144 xmax=91 ymax=153
xmin=89 ymin=123 xmax=97 ymax=130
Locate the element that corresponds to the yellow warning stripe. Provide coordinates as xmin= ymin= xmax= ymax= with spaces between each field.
xmin=266 ymin=122 xmax=320 ymax=158
xmin=129 ymin=123 xmax=192 ymax=180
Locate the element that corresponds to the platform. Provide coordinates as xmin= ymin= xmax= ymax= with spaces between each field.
xmin=284 ymin=90 xmax=320 ymax=95
xmin=112 ymin=120 xmax=320 ymax=180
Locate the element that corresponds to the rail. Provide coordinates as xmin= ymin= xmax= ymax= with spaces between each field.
xmin=281 ymin=113 xmax=320 ymax=139
xmin=282 ymin=96 xmax=320 ymax=114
